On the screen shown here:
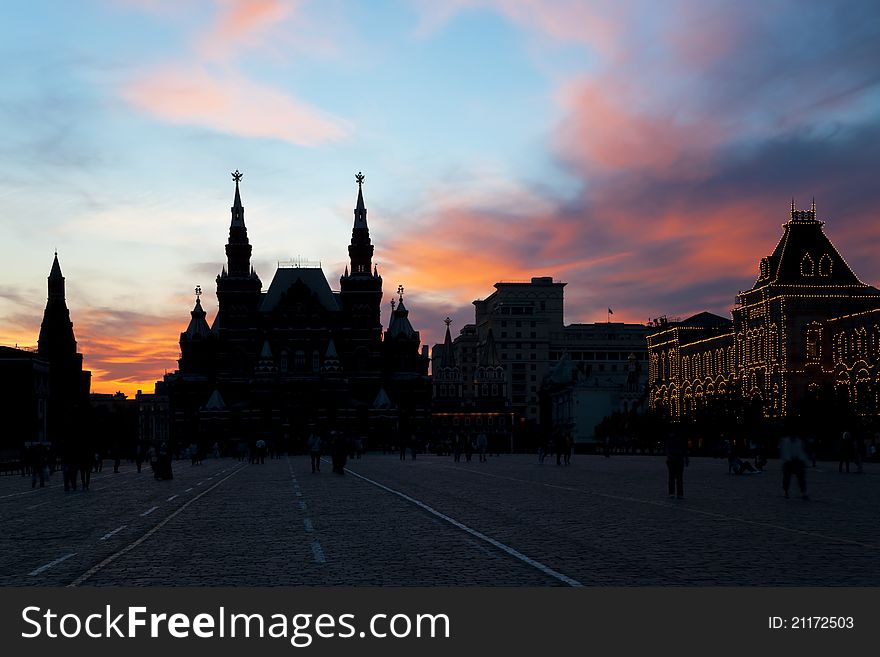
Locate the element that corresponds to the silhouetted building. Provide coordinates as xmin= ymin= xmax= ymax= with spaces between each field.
xmin=0 ymin=346 xmax=49 ymax=452
xmin=437 ymin=276 xmax=649 ymax=445
xmin=137 ymin=385 xmax=170 ymax=447
xmin=431 ymin=318 xmax=513 ymax=452
xmin=648 ymin=199 xmax=880 ymax=421
xmin=90 ymin=392 xmax=137 ymax=460
xmin=164 ymin=172 xmax=430 ymax=452
xmin=38 ymin=254 xmax=91 ymax=446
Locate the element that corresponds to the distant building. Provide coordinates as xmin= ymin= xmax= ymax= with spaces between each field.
xmin=431 ymin=318 xmax=513 ymax=453
xmin=436 ymin=276 xmax=650 ymax=444
xmin=136 ymin=384 xmax=170 ymax=447
xmin=647 ymin=200 xmax=880 ymax=421
xmin=164 ymin=172 xmax=430 ymax=452
xmin=90 ymin=391 xmax=137 ymax=459
xmin=0 ymin=346 xmax=49 ymax=451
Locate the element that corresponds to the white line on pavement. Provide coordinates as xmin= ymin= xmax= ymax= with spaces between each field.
xmin=140 ymin=506 xmax=159 ymax=517
xmin=166 ymin=495 xmax=179 ymax=502
xmin=303 ymin=518 xmax=314 ymax=533
xmin=343 ymin=467 xmax=583 ymax=587
xmin=185 ymin=488 xmax=193 ymax=492
xmin=452 ymin=466 xmax=880 ymax=550
xmin=311 ymin=541 xmax=326 ymax=563
xmin=68 ymin=465 xmax=247 ymax=587
xmin=30 ymin=553 xmax=76 ymax=576
xmin=100 ymin=526 xmax=127 ymax=541
xmin=196 ymin=482 xmax=203 ymax=486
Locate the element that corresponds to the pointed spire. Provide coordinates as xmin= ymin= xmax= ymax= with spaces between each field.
xmin=441 ymin=317 xmax=456 ymax=368
xmin=791 ymin=197 xmax=796 ymax=214
xmin=48 ymin=251 xmax=65 ymax=300
xmin=811 ymin=197 xmax=816 ymax=215
xmin=184 ymin=286 xmax=211 ymax=340
xmin=231 ymin=169 xmax=244 ymax=227
xmin=348 ymin=171 xmax=374 ymax=275
xmin=355 ymin=171 xmax=366 ymax=213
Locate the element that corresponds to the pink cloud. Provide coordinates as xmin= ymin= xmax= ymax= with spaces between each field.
xmin=122 ymin=65 xmax=350 ymax=146
xmin=196 ymin=0 xmax=300 ymax=61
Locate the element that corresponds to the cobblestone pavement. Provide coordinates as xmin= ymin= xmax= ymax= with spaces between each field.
xmin=1 ymin=453 xmax=877 ymax=586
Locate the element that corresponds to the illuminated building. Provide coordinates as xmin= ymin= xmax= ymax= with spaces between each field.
xmin=648 ymin=200 xmax=880 ymax=420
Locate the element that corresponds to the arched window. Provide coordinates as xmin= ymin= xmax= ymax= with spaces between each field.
xmin=819 ymin=253 xmax=832 ymax=277
xmin=801 ymin=253 xmax=815 ymax=277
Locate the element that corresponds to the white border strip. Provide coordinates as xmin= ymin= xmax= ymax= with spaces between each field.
xmin=68 ymin=465 xmax=246 ymax=587
xmin=344 ymin=467 xmax=583 ymax=587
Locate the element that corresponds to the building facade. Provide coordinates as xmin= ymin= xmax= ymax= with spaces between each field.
xmin=436 ymin=277 xmax=650 ymax=444
xmin=648 ymin=200 xmax=880 ymax=422
xmin=164 ymin=172 xmax=430 ymax=453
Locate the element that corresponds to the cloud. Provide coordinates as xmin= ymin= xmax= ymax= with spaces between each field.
xmin=116 ymin=0 xmax=349 ymax=145
xmin=195 ymin=0 xmax=298 ymax=61
xmin=122 ymin=65 xmax=350 ymax=146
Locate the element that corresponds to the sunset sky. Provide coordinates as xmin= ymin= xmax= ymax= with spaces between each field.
xmin=1 ymin=0 xmax=879 ymax=396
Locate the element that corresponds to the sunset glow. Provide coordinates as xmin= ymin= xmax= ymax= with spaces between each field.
xmin=1 ymin=0 xmax=879 ymax=396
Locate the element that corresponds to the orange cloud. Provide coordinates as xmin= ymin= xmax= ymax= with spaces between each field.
xmin=554 ymin=77 xmax=725 ymax=178
xmin=196 ymin=0 xmax=299 ymax=61
xmin=123 ymin=65 xmax=350 ymax=146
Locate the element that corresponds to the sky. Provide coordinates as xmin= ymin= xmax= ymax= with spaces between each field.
xmin=1 ymin=0 xmax=880 ymax=396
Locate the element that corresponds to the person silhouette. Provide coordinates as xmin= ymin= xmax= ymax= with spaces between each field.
xmin=665 ymin=433 xmax=688 ymax=499
xmin=780 ymin=431 xmax=809 ymax=500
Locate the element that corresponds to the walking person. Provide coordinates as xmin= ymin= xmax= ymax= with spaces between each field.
xmin=61 ymin=440 xmax=78 ymax=492
xmin=476 ymin=432 xmax=488 ymax=463
xmin=780 ymin=430 xmax=809 ymax=500
xmin=839 ymin=430 xmax=854 ymax=473
xmin=30 ymin=444 xmax=47 ymax=488
xmin=665 ymin=432 xmax=688 ymax=499
xmin=453 ymin=434 xmax=462 ymax=463
xmin=399 ymin=436 xmax=406 ymax=461
xmin=307 ymin=428 xmax=322 ymax=474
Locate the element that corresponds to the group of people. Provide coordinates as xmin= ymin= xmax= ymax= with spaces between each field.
xmin=664 ymin=430 xmax=812 ymax=500
xmin=306 ymin=428 xmax=355 ymax=474
xmin=449 ymin=433 xmax=489 ymax=463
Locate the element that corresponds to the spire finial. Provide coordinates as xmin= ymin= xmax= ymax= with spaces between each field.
xmin=444 ymin=316 xmax=452 ymax=328
xmin=811 ymin=197 xmax=816 ymax=214
xmin=195 ymin=285 xmax=202 ymax=300
xmin=232 ymin=169 xmax=243 ymax=184
xmin=390 ymin=298 xmax=396 ymax=311
xmin=397 ymin=284 xmax=404 ymax=300
xmin=355 ymin=171 xmax=365 ymax=188
xmin=791 ymin=197 xmax=796 ymax=213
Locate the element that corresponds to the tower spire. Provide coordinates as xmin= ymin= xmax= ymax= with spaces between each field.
xmin=348 ymin=171 xmax=374 ymax=275
xmin=231 ymin=169 xmax=244 ymax=227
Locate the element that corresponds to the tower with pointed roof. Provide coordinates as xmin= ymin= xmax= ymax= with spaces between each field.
xmin=432 ymin=317 xmax=463 ymax=407
xmin=179 ymin=287 xmax=216 ymax=375
xmin=165 ymin=170 xmax=431 ymax=450
xmin=339 ymin=172 xmax=383 ymax=358
xmin=215 ymin=171 xmax=262 ymax=334
xmin=37 ymin=253 xmax=91 ymax=443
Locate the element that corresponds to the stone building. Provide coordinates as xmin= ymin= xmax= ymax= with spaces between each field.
xmin=647 ymin=200 xmax=880 ymax=422
xmin=164 ymin=172 xmax=430 ymax=453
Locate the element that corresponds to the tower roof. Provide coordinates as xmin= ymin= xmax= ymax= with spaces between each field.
xmin=437 ymin=317 xmax=456 ymax=368
xmin=49 ymin=252 xmax=63 ymax=281
xmin=231 ymin=169 xmax=245 ymax=228
xmin=388 ymin=292 xmax=417 ymax=339
xmin=751 ymin=199 xmax=869 ymax=290
xmin=184 ymin=296 xmax=212 ymax=340
xmin=478 ymin=327 xmax=501 ymax=367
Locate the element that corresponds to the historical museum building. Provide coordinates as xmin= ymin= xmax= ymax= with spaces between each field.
xmin=163 ymin=172 xmax=430 ymax=452
xmin=436 ymin=277 xmax=649 ymax=445
xmin=647 ymin=200 xmax=880 ymax=421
